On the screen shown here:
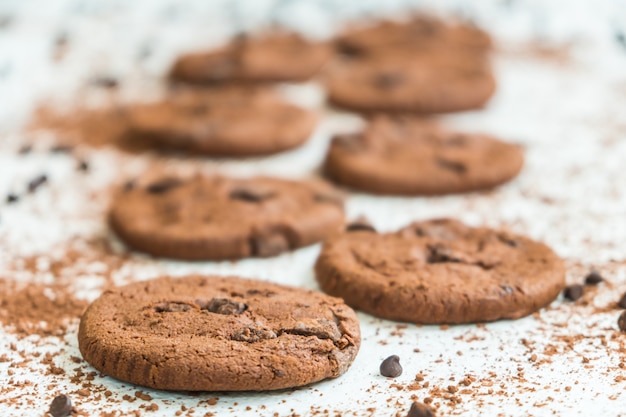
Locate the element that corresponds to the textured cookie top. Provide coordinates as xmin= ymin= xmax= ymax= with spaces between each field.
xmin=109 ymin=175 xmax=345 ymax=260
xmin=324 ymin=116 xmax=523 ymax=195
xmin=170 ymin=32 xmax=332 ymax=84
xmin=315 ymin=218 xmax=566 ymax=324
xmin=78 ymin=275 xmax=361 ymax=391
xmin=125 ymin=87 xmax=317 ymax=156
xmin=326 ymin=54 xmax=496 ymax=114
xmin=336 ymin=15 xmax=492 ymax=57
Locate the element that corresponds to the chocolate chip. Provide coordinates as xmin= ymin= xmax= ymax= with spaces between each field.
xmin=91 ymin=76 xmax=119 ymax=89
xmin=281 ymin=318 xmax=342 ymax=341
xmin=48 ymin=394 xmax=72 ymax=417
xmin=232 ymin=326 xmax=276 ymax=342
xmin=50 ymin=144 xmax=73 ymax=153
xmin=250 ymin=233 xmax=290 ymax=257
xmin=563 ymin=284 xmax=583 ymax=301
xmin=374 ymin=72 xmax=404 ymax=89
xmin=346 ymin=216 xmax=376 ymax=233
xmin=77 ymin=160 xmax=89 ymax=172
xmin=229 ymin=187 xmax=275 ymax=203
xmin=146 ymin=178 xmax=182 ymax=194
xmin=584 ymin=271 xmax=603 ymax=286
xmin=380 ymin=355 xmax=403 ymax=378
xmin=337 ymin=43 xmax=363 ymax=57
xmin=426 ymin=244 xmax=464 ymax=264
xmin=123 ymin=180 xmax=136 ymax=191
xmin=406 ymin=401 xmax=435 ymax=417
xmin=154 ymin=302 xmax=192 ymax=313
xmin=204 ymin=298 xmax=247 ymax=315
xmin=436 ymin=158 xmax=467 ymax=174
xmin=28 ymin=175 xmax=47 ymax=193
xmin=618 ymin=293 xmax=626 ymax=309
xmin=618 ymin=311 xmax=626 ymax=332
xmin=6 ymin=193 xmax=18 ymax=204
xmin=497 ymin=234 xmax=518 ymax=247
xmin=616 ymin=30 xmax=626 ymax=51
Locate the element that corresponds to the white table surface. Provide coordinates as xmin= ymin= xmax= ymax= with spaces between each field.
xmin=1 ymin=0 xmax=626 ymax=416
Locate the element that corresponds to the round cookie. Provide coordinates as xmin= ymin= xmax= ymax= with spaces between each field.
xmin=170 ymin=32 xmax=332 ymax=84
xmin=315 ymin=218 xmax=566 ymax=324
xmin=78 ymin=275 xmax=361 ymax=391
xmin=336 ymin=15 xmax=492 ymax=58
xmin=125 ymin=87 xmax=317 ymax=156
xmin=324 ymin=116 xmax=523 ymax=195
xmin=109 ymin=175 xmax=345 ymax=260
xmin=326 ymin=54 xmax=496 ymax=114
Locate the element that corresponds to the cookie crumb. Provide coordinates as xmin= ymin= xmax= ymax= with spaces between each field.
xmin=584 ymin=271 xmax=603 ymax=285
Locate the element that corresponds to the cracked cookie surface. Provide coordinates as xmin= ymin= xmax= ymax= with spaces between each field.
xmin=324 ymin=116 xmax=524 ymax=195
xmin=109 ymin=175 xmax=345 ymax=260
xmin=125 ymin=87 xmax=317 ymax=156
xmin=78 ymin=275 xmax=361 ymax=391
xmin=315 ymin=218 xmax=565 ymax=324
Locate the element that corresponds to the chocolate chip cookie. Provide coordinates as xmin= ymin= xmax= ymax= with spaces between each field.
xmin=323 ymin=116 xmax=523 ymax=195
xmin=78 ymin=275 xmax=361 ymax=391
xmin=326 ymin=53 xmax=496 ymax=114
xmin=170 ymin=32 xmax=332 ymax=84
xmin=125 ymin=87 xmax=317 ymax=156
xmin=315 ymin=218 xmax=565 ymax=324
xmin=109 ymin=175 xmax=345 ymax=260
xmin=335 ymin=15 xmax=491 ymax=58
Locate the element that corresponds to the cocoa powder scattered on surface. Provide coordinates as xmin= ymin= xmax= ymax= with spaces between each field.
xmin=0 ymin=279 xmax=87 ymax=337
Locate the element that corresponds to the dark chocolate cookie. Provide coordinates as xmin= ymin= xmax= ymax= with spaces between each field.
xmin=125 ymin=87 xmax=317 ymax=156
xmin=324 ymin=116 xmax=523 ymax=195
xmin=326 ymin=53 xmax=496 ymax=114
xmin=78 ymin=275 xmax=361 ymax=391
xmin=336 ymin=15 xmax=492 ymax=58
xmin=170 ymin=32 xmax=332 ymax=84
xmin=109 ymin=175 xmax=345 ymax=260
xmin=315 ymin=218 xmax=565 ymax=324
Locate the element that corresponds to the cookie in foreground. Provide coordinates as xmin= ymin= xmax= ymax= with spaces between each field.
xmin=109 ymin=174 xmax=345 ymax=260
xmin=78 ymin=275 xmax=361 ymax=391
xmin=324 ymin=116 xmax=523 ymax=195
xmin=315 ymin=218 xmax=565 ymax=324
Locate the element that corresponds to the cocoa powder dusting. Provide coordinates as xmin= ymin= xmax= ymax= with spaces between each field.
xmin=27 ymin=104 xmax=150 ymax=154
xmin=0 ymin=279 xmax=87 ymax=337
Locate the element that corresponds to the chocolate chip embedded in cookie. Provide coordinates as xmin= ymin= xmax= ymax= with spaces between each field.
xmin=125 ymin=87 xmax=317 ymax=156
xmin=315 ymin=218 xmax=565 ymax=324
xmin=326 ymin=54 xmax=496 ymax=114
xmin=170 ymin=32 xmax=332 ymax=84
xmin=109 ymin=175 xmax=345 ymax=261
xmin=324 ymin=116 xmax=523 ymax=195
xmin=78 ymin=275 xmax=361 ymax=391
